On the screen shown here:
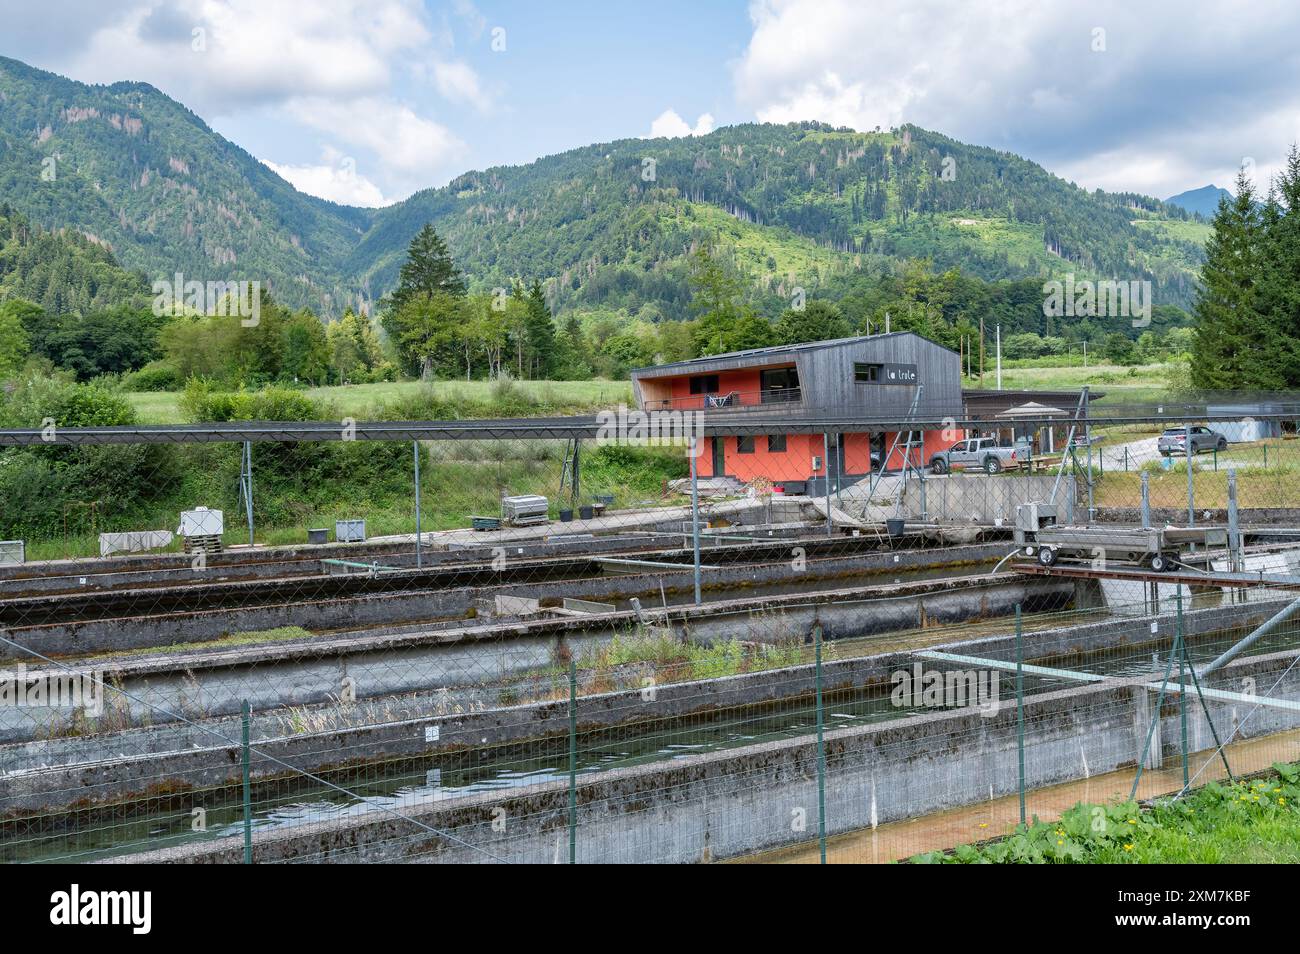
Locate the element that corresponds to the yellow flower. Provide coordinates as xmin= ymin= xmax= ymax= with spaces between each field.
xmin=1123 ymin=844 xmax=1134 ymax=851
xmin=1057 ymin=839 xmax=1064 ymax=846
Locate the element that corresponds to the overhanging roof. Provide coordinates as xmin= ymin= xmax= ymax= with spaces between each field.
xmin=631 ymin=331 xmax=954 ymax=379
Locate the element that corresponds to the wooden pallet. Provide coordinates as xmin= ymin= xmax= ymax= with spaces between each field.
xmin=182 ymin=534 xmax=224 ymax=554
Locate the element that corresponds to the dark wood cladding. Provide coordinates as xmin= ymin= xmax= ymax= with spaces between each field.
xmin=632 ymin=333 xmax=962 ymax=421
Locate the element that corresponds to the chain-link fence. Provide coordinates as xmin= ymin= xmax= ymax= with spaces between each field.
xmin=3 ymin=397 xmax=1300 ymax=863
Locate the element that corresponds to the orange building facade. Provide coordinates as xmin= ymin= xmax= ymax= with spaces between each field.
xmin=630 ymin=333 xmax=965 ymax=493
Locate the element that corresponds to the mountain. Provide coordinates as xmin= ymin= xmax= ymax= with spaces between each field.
xmin=1164 ymin=185 xmax=1233 ymax=219
xmin=357 ymin=123 xmax=1209 ymax=314
xmin=0 ymin=55 xmax=1209 ymax=319
xmin=0 ymin=56 xmax=371 ymax=313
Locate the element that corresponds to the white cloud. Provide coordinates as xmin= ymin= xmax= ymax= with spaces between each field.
xmin=432 ymin=61 xmax=494 ymax=112
xmin=63 ymin=0 xmax=431 ymax=112
xmin=648 ymin=109 xmax=716 ymax=139
xmin=285 ymin=97 xmax=464 ymax=186
xmin=18 ymin=0 xmax=483 ymax=202
xmin=733 ymin=0 xmax=1300 ymax=197
xmin=262 ymin=154 xmax=389 ymax=207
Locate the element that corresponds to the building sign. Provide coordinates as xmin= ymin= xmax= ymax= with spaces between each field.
xmin=854 ymin=362 xmax=918 ymax=385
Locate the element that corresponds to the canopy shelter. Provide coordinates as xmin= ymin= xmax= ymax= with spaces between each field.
xmin=994 ymin=401 xmax=1071 ymax=452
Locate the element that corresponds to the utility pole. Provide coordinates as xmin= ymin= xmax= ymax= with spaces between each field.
xmin=996 ymin=324 xmax=1002 ymax=391
xmin=979 ymin=317 xmax=985 ymax=381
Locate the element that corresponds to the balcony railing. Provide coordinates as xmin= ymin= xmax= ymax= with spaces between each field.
xmin=641 ymin=387 xmax=803 ymax=412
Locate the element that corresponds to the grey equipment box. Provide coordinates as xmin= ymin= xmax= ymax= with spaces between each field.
xmin=501 ymin=495 xmax=549 ymax=526
xmin=336 ymin=519 xmax=366 ymax=543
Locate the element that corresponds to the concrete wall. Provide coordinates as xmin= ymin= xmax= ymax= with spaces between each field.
xmin=9 ymin=597 xmax=1277 ymax=817
xmin=0 ymin=542 xmax=1011 ymax=660
xmin=107 ymin=651 xmax=1300 ymax=864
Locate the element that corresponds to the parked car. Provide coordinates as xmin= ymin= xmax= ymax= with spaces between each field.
xmin=929 ymin=437 xmax=1019 ymax=474
xmin=1158 ymin=425 xmax=1227 ymax=457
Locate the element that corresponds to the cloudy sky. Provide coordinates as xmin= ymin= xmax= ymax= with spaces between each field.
xmin=1 ymin=0 xmax=1297 ymax=207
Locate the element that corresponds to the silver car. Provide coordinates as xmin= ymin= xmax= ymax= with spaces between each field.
xmin=1157 ymin=425 xmax=1227 ymax=457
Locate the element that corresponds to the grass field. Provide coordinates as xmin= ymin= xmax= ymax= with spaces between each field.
xmin=963 ymin=362 xmax=1174 ymax=397
xmin=126 ymin=366 xmax=1174 ymax=425
xmin=125 ymin=378 xmax=633 ymax=424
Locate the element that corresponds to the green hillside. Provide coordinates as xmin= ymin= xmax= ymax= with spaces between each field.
xmin=0 ymin=55 xmax=1207 ymax=322
xmin=0 ymin=204 xmax=149 ymax=312
xmin=0 ymin=55 xmax=370 ymax=313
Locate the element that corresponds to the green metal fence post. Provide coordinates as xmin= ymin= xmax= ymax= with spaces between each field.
xmin=1177 ymin=588 xmax=1188 ymax=791
xmin=1016 ymin=604 xmax=1026 ymax=827
xmin=1131 ymin=606 xmax=1184 ymax=801
xmin=814 ymin=623 xmax=827 ymax=864
xmin=241 ymin=699 xmax=252 ymax=864
xmin=568 ymin=658 xmax=577 ymax=864
xmin=413 ymin=440 xmax=423 ymax=569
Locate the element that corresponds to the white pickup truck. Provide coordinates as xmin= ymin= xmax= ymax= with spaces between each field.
xmin=928 ymin=437 xmax=1019 ymax=475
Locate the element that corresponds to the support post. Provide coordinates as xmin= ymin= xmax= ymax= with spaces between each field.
xmin=1227 ymin=469 xmax=1240 ymax=573
xmin=814 ymin=623 xmax=827 ymax=864
xmin=1085 ymin=390 xmax=1095 ymax=522
xmin=571 ymin=438 xmax=582 ymax=506
xmin=241 ymin=699 xmax=253 ymax=864
xmin=823 ymin=433 xmax=833 ymax=539
xmin=413 ymin=440 xmax=423 ymax=568
xmin=1140 ymin=471 xmax=1151 ymax=529
xmin=1131 ymin=601 xmax=1185 ymax=800
xmin=689 ymin=441 xmax=702 ymax=605
xmin=1177 ymin=588 xmax=1188 ymax=791
xmin=568 ymin=658 xmax=577 ymax=864
xmin=1185 ymin=423 xmax=1195 ymax=527
xmin=1016 ymin=604 xmax=1026 ymax=826
xmin=241 ymin=441 xmax=254 ymax=547
xmin=1049 ymin=387 xmax=1088 ymax=506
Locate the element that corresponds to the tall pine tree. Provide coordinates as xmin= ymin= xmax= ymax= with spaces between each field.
xmin=523 ymin=279 xmax=556 ymax=378
xmin=1190 ymin=168 xmax=1263 ymax=388
xmin=382 ymin=223 xmax=467 ymax=377
xmin=1255 ymin=146 xmax=1300 ymax=386
xmin=387 ymin=223 xmax=466 ymax=312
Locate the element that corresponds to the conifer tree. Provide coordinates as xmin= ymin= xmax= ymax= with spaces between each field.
xmin=1190 ymin=168 xmax=1262 ymax=388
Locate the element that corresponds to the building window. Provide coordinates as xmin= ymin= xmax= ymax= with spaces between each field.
xmin=689 ymin=374 xmax=720 ymax=395
xmin=760 ymin=367 xmax=799 ymax=403
xmin=767 ymin=435 xmax=787 ymax=453
xmin=737 ymin=436 xmax=755 ymax=454
xmin=854 ymin=362 xmax=883 ymax=383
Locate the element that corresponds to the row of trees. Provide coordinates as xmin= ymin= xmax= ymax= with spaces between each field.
xmin=1191 ymin=147 xmax=1300 ymax=388
xmin=2 ymin=211 xmax=1206 ymax=391
xmin=0 ymin=292 xmax=395 ymax=389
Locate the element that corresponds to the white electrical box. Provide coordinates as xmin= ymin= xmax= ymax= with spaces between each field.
xmin=179 ymin=507 xmax=224 ymax=537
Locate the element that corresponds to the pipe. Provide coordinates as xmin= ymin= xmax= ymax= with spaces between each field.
xmin=1197 ymin=596 xmax=1300 ymax=678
